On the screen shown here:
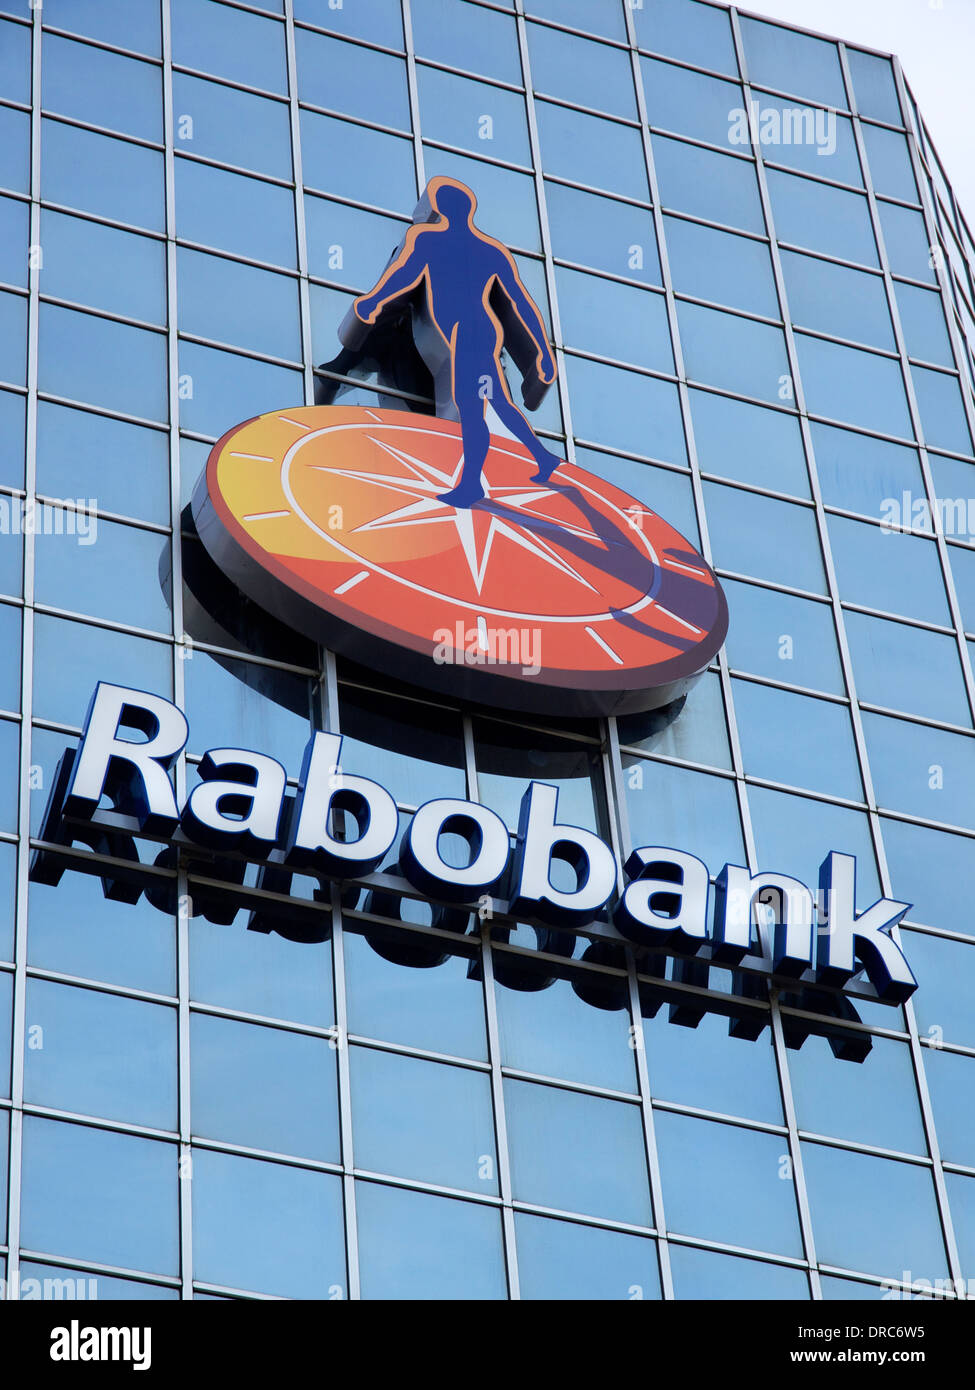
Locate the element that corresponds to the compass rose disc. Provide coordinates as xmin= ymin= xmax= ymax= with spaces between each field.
xmin=192 ymin=405 xmax=728 ymax=716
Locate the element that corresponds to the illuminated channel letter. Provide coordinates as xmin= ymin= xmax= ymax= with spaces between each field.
xmin=713 ymin=866 xmax=815 ymax=976
xmin=64 ymin=682 xmax=188 ymax=835
xmin=816 ymin=852 xmax=916 ymax=1002
xmin=614 ymin=847 xmax=709 ymax=953
xmin=399 ymin=798 xmax=510 ymax=903
xmin=182 ymin=748 xmax=288 ymax=855
xmin=286 ymin=731 xmax=398 ymax=877
xmin=509 ymin=781 xmax=617 ymax=927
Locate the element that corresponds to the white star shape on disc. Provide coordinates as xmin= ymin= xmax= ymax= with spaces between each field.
xmin=313 ymin=435 xmax=604 ymax=596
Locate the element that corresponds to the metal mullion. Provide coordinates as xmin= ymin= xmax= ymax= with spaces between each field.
xmin=5 ymin=2 xmax=42 ymax=1301
xmin=842 ymin=43 xmax=967 ymax=1290
xmin=318 ymin=649 xmax=360 ymax=1300
xmin=400 ymin=0 xmax=426 ymax=196
xmin=284 ymin=0 xmax=315 ymax=406
xmin=161 ymin=0 xmax=193 ymax=1302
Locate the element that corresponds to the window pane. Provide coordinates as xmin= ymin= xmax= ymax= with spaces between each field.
xmin=0 ymin=288 xmax=26 ymax=385
xmin=173 ymin=73 xmax=292 ymax=179
xmin=497 ymin=975 xmax=635 ymax=1093
xmin=863 ymin=712 xmax=975 ymax=828
xmin=754 ymin=97 xmax=862 ymax=187
xmin=175 ymin=158 xmax=297 ymax=267
xmin=411 ymin=0 xmax=521 ymax=84
xmin=345 ymin=933 xmax=485 ymax=1060
xmin=912 ymin=365 xmax=973 ymax=456
xmin=173 ymin=0 xmax=287 ymax=95
xmin=177 ymin=247 xmax=300 ymax=360
xmin=356 ymin=1181 xmax=506 ymax=1300
xmin=295 ymin=0 xmax=402 ymax=47
xmin=733 ymin=679 xmax=863 ymax=800
xmin=192 ymin=1148 xmax=345 ymax=1297
xmin=908 ymin=931 xmax=975 ymax=1047
xmin=642 ymin=56 xmax=743 ymax=149
xmin=895 ymin=282 xmax=953 ymax=367
xmin=782 ymin=250 xmax=893 ymax=351
xmin=506 ymin=1079 xmax=652 ymax=1225
xmin=789 ymin=1034 xmax=926 ymax=1153
xmin=812 ymin=420 xmax=924 ymax=522
xmin=524 ymin=0 xmax=625 ymax=41
xmin=565 ymin=355 xmax=686 ymax=464
xmin=528 ymin=22 xmax=635 ymax=120
xmin=301 ymin=109 xmax=415 ymax=211
xmin=42 ymin=118 xmax=164 ymax=231
xmin=0 ymin=193 xmax=28 ymax=289
xmin=0 ymin=104 xmax=29 ymax=195
xmin=740 ymin=16 xmax=846 ymax=108
xmin=43 ymin=34 xmax=162 ymax=143
xmin=690 ymin=390 xmax=808 ymax=495
xmin=33 ymin=613 xmax=171 ymax=727
xmin=863 ymin=124 xmax=918 ymax=203
xmin=25 ymin=980 xmax=177 ymax=1129
xmin=796 ymin=333 xmax=912 ymax=439
xmin=802 ymin=1142 xmax=947 ymax=1280
xmin=704 ymin=481 xmax=826 ymax=593
xmin=40 ymin=209 xmax=166 ymax=325
xmin=883 ymin=818 xmax=975 ymax=937
xmin=723 ymin=579 xmax=844 ymax=694
xmin=42 ymin=0 xmax=161 ymax=55
xmin=516 ymin=1214 xmax=660 ymax=1300
xmin=0 ymin=389 xmax=23 ymax=490
xmin=306 ymin=196 xmax=407 ymax=290
xmin=557 ymin=268 xmax=672 ymax=373
xmin=35 ymin=513 xmax=172 ymax=632
xmin=667 ymin=217 xmax=778 ymax=319
xmin=671 ymin=1245 xmax=809 ymax=1299
xmin=627 ymin=759 xmax=745 ymax=871
xmin=846 ymin=610 xmax=969 ymax=725
xmin=176 ymin=341 xmax=302 ymax=437
xmin=878 ymin=201 xmax=937 ymax=284
xmin=827 ymin=515 xmax=950 ymax=624
xmin=634 ymin=0 xmax=738 ymax=77
xmin=423 ymin=147 xmax=538 ymax=252
xmin=767 ymin=169 xmax=877 ymax=266
xmin=21 ymin=1117 xmax=178 ymax=1274
xmin=298 ymin=29 xmax=409 ymax=130
xmin=847 ymin=49 xmax=902 ymax=125
xmin=924 ymin=1050 xmax=975 ymax=1167
xmin=417 ymin=65 xmax=529 ymax=166
xmin=536 ymin=101 xmax=649 ymax=202
xmin=546 ymin=181 xmax=660 ymax=284
xmin=652 ymin=135 xmax=764 ymax=234
xmin=620 ymin=668 xmax=732 ymax=769
xmin=191 ymin=1013 xmax=339 ymax=1161
xmin=678 ymin=302 xmax=789 ymax=404
xmin=747 ymin=785 xmax=881 ymax=910
xmin=645 ymin=1006 xmax=782 ymax=1124
xmin=39 ymin=303 xmax=168 ymax=421
xmin=657 ymin=1111 xmax=803 ymax=1256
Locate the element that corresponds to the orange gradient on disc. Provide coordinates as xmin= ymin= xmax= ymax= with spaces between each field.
xmin=198 ymin=405 xmax=728 ymax=714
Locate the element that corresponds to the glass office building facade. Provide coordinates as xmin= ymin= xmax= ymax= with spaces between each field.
xmin=1 ymin=0 xmax=975 ymax=1302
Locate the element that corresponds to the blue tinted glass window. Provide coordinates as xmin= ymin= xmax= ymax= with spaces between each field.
xmin=895 ymin=282 xmax=953 ymax=367
xmin=39 ymin=304 xmax=167 ymax=421
xmin=43 ymin=34 xmax=161 ymax=142
xmin=812 ymin=421 xmax=924 ymax=522
xmin=42 ymin=118 xmax=164 ymax=231
xmin=28 ymin=867 xmax=175 ymax=996
xmin=748 ymin=785 xmax=880 ymax=908
xmin=645 ymin=1007 xmax=782 ymax=1124
xmin=0 ymin=288 xmax=26 ymax=384
xmin=423 ymin=147 xmax=539 ymax=251
xmin=667 ymin=217 xmax=778 ymax=318
xmin=723 ymin=579 xmax=844 ymax=694
xmin=847 ymin=50 xmax=902 ymax=125
xmin=298 ymin=29 xmax=409 ymax=130
xmin=0 ymin=515 xmax=21 ymax=598
xmin=704 ymin=481 xmax=826 ymax=593
xmin=528 ymin=22 xmax=635 ymax=119
xmin=863 ymin=712 xmax=975 ymax=829
xmin=21 ymin=1117 xmax=178 ymax=1274
xmin=35 ymin=512 xmax=172 ymax=632
xmin=506 ymin=1079 xmax=652 ymax=1225
xmin=302 ymin=109 xmax=415 ymax=210
xmin=827 ymin=514 xmax=950 ymax=624
xmin=524 ymin=0 xmax=625 ymax=41
xmin=733 ymin=679 xmax=862 ymax=800
xmin=184 ymin=652 xmax=310 ymax=766
xmin=565 ymin=355 xmax=685 ymax=464
xmin=557 ymin=268 xmax=671 ymax=373
xmin=190 ymin=913 xmax=332 ymax=1028
xmin=0 ymin=605 xmax=17 ymax=710
xmin=356 ymin=1181 xmax=506 ymax=1300
xmin=0 ymin=719 xmax=18 ymax=828
xmin=0 ymin=843 xmax=15 ymax=963
xmin=295 ymin=0 xmax=402 ymax=46
xmin=924 ymin=1050 xmax=975 ymax=1166
xmin=516 ymin=1214 xmax=660 ymax=1301
xmin=0 ymin=970 xmax=10 ymax=1092
xmin=948 ymin=1174 xmax=975 ymax=1279
xmin=740 ymin=16 xmax=846 ymax=108
xmin=173 ymin=73 xmax=291 ymax=179
xmin=175 ymin=157 xmax=297 ymax=268
xmin=797 ymin=333 xmax=912 ymax=439
xmin=671 ymin=1245 xmax=808 ymax=1299
xmin=642 ymin=56 xmax=742 ymax=149
xmin=634 ymin=0 xmax=737 ymax=76
xmin=411 ymin=0 xmax=520 ymax=83
xmin=627 ymin=758 xmax=745 ymax=871
xmin=546 ymin=181 xmax=659 ymax=284
xmin=191 ymin=1013 xmax=339 ymax=1161
xmin=25 ymin=980 xmax=177 ymax=1129
xmin=192 ymin=1148 xmax=345 ymax=1297
xmin=0 ymin=389 xmax=25 ymax=490
xmin=40 ymin=210 xmax=166 ymax=325
xmin=339 ymin=685 xmax=466 ymax=808
xmin=578 ymin=446 xmax=701 ymax=548
xmin=802 ymin=1142 xmax=947 ymax=1279
xmin=657 ymin=1111 xmax=803 ymax=1256
xmin=782 ymin=250 xmax=894 ymax=351
xmin=878 ymin=201 xmax=937 ymax=284
xmin=884 ymin=819 xmax=975 ymax=936
xmin=32 ymin=613 xmax=171 ymax=727
xmin=863 ymin=123 xmax=918 ymax=203
xmin=912 ymin=365 xmax=973 ymax=457
xmin=0 ymin=193 xmax=28 ymax=288
xmin=417 ymin=65 xmax=529 ymax=166
xmin=652 ymin=136 xmax=764 ymax=234
xmin=846 ymin=610 xmax=969 ymax=725
xmin=177 ymin=247 xmax=300 ymax=360
xmin=351 ymin=1047 xmax=497 ymax=1194
xmin=753 ymin=97 xmax=862 ymax=187
xmin=536 ymin=101 xmax=648 ymax=202
xmin=790 ymin=1035 xmax=925 ymax=1153
xmin=306 ymin=196 xmax=407 ymax=289
xmin=19 ymin=1263 xmax=177 ymax=1300
xmin=767 ymin=169 xmax=877 ymax=266
xmin=690 ymin=390 xmax=808 ymax=496
xmin=42 ymin=0 xmax=161 ymax=55
xmin=0 ymin=104 xmax=29 ymax=194
xmin=173 ymin=0 xmax=286 ymax=94
xmin=678 ymin=302 xmax=789 ymax=404
xmin=908 ymin=931 xmax=975 ymax=1046
xmin=497 ymin=975 xmax=635 ymax=1093
xmin=176 ymin=341 xmax=301 ymax=437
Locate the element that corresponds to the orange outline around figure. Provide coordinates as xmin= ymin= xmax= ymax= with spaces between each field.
xmin=353 ymin=176 xmax=563 ymax=507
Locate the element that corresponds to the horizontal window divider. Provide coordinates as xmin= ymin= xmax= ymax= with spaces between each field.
xmin=569 ymin=435 xmax=692 ymax=474
xmin=172 ymin=146 xmax=296 ymax=191
xmin=35 ymin=198 xmax=166 ymax=243
xmin=39 ymin=108 xmax=165 ymax=153
xmin=551 ymin=257 xmax=664 ymax=295
xmin=712 ymin=568 xmax=832 ymax=604
xmin=346 ymin=1033 xmax=490 ymax=1074
xmin=777 ymin=1000 xmax=909 ymax=1045
xmin=41 ymin=24 xmax=162 ymax=67
xmin=662 ymin=1229 xmax=810 ymax=1270
xmin=18 ymin=1248 xmax=181 ymax=1289
xmin=302 ymin=185 xmax=409 ymax=227
xmin=419 ymin=135 xmax=533 ymax=177
xmin=821 ymin=499 xmax=933 ymax=534
xmin=856 ymin=701 xmax=974 ymax=738
xmin=29 ymin=604 xmax=173 ymax=644
xmin=816 ymin=1262 xmax=951 ymax=1295
xmin=616 ymin=745 xmax=735 ymax=779
xmin=797 ymin=1129 xmax=933 ymax=1168
xmin=507 ymin=1201 xmax=658 ymax=1241
xmin=309 ymin=366 xmax=435 ymax=410
xmin=30 ymin=495 xmax=171 ymax=537
xmin=650 ymin=1096 xmax=789 ymax=1139
xmin=918 ymin=1032 xmax=975 ymax=1059
xmin=873 ymin=188 xmax=926 ymax=215
xmin=803 ymin=408 xmax=915 ymax=449
xmin=186 ymin=1133 xmax=344 ymax=1176
xmin=190 ymin=1279 xmax=281 ymax=1301
xmin=36 ymin=292 xmax=166 ymax=336
xmin=522 ymin=11 xmax=631 ymax=55
xmin=561 ymin=345 xmax=678 ymax=385
xmin=531 ymin=87 xmax=641 ymax=129
xmin=292 ymin=17 xmax=406 ymax=63
xmin=295 ymin=97 xmax=411 ymax=142
xmin=646 ymin=123 xmax=759 ymax=165
xmin=791 ymin=322 xmax=901 ymax=361
xmin=176 ymin=237 xmax=300 ymax=279
xmin=837 ymin=598 xmax=957 ymax=638
xmin=174 ymin=633 xmax=321 ymax=680
xmin=36 ymin=390 xmax=169 ymax=433
xmin=21 ymin=1102 xmax=178 ymax=1145
xmin=24 ymin=964 xmax=177 ymax=1010
xmin=0 ymin=281 xmax=27 ymax=299
xmin=698 ymin=470 xmax=811 ymax=506
xmin=499 ymin=1066 xmax=639 ymax=1106
xmin=352 ymin=1168 xmax=503 ymax=1208
xmin=741 ymin=773 xmax=869 ymax=814
xmin=170 ymin=61 xmax=289 ymax=106
xmin=726 ymin=668 xmax=849 ymax=705
xmin=176 ymin=329 xmax=303 ymax=371
xmin=541 ymin=169 xmax=653 ymax=212
xmin=673 ymin=290 xmax=784 ymax=329
xmin=760 ymin=157 xmax=865 ymax=199
xmin=659 ymin=204 xmax=771 ymax=246
xmin=414 ymin=54 xmax=525 ymax=98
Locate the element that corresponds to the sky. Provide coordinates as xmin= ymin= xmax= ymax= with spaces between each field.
xmin=740 ymin=0 xmax=975 ymax=224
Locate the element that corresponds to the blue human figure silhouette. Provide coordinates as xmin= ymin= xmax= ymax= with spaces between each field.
xmin=352 ymin=178 xmax=563 ymax=508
